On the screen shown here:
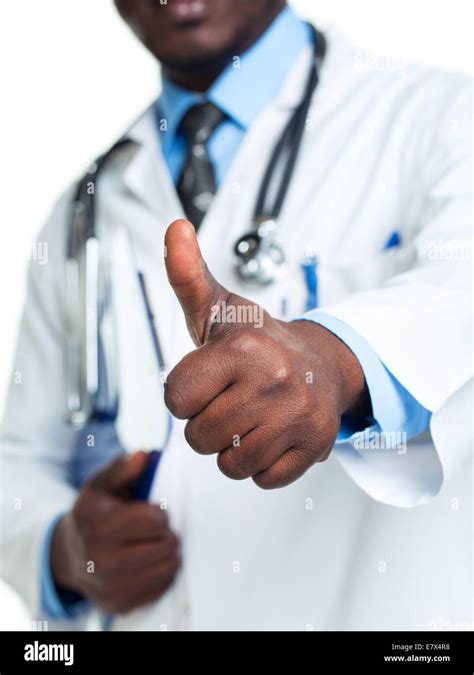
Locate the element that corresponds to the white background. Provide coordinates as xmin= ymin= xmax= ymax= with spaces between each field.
xmin=0 ymin=0 xmax=471 ymax=629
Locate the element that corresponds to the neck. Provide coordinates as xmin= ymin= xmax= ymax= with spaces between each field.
xmin=163 ymin=2 xmax=286 ymax=92
xmin=163 ymin=64 xmax=226 ymax=93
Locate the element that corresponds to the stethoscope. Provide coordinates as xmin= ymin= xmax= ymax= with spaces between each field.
xmin=66 ymin=25 xmax=326 ymax=427
xmin=234 ymin=25 xmax=325 ymax=284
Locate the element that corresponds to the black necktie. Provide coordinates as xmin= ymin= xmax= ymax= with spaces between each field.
xmin=177 ymin=102 xmax=225 ymax=230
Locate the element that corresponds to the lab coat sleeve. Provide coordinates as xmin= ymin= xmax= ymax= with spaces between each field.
xmin=0 ymin=189 xmax=89 ymax=629
xmin=303 ymin=78 xmax=473 ymax=508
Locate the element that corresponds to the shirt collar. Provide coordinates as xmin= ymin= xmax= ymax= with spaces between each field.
xmin=157 ymin=5 xmax=312 ymax=151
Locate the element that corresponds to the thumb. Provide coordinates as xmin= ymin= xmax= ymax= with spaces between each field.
xmin=164 ymin=219 xmax=228 ymax=346
xmin=89 ymin=451 xmax=149 ymax=497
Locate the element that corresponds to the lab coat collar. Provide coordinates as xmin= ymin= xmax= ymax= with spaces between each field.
xmin=120 ymin=28 xmax=345 ymax=218
xmin=122 ymin=106 xmax=183 ymax=221
xmin=157 ymin=5 xmax=313 ymax=141
xmin=210 ymin=7 xmax=312 ymax=126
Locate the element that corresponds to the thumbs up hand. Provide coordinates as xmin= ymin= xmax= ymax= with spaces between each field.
xmin=164 ymin=220 xmax=369 ymax=489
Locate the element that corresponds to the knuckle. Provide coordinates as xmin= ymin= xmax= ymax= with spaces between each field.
xmin=113 ymin=597 xmax=134 ymax=616
xmin=73 ymin=494 xmax=95 ymax=527
xmin=163 ymin=556 xmax=181 ymax=578
xmin=317 ymin=444 xmax=333 ymax=463
xmin=286 ymin=392 xmax=316 ymax=430
xmin=252 ymin=472 xmax=278 ymax=490
xmin=262 ymin=354 xmax=293 ymax=392
xmin=253 ymin=448 xmax=304 ymax=490
xmin=228 ymin=329 xmax=262 ymax=356
xmin=164 ymin=381 xmax=188 ymax=419
xmin=292 ymin=441 xmax=317 ymax=469
xmin=153 ymin=576 xmax=174 ymax=600
xmin=144 ymin=504 xmax=169 ymax=529
xmin=184 ymin=420 xmax=207 ymax=454
xmin=128 ymin=503 xmax=168 ymax=536
xmin=171 ymin=557 xmax=181 ymax=575
xmin=299 ymin=386 xmax=316 ymax=410
xmin=165 ymin=530 xmax=180 ymax=551
xmin=270 ymin=362 xmax=292 ymax=387
xmin=217 ymin=449 xmax=249 ymax=480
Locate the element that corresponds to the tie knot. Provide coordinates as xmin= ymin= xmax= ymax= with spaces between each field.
xmin=179 ymin=102 xmax=225 ymax=145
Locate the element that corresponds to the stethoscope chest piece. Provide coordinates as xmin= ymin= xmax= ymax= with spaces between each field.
xmin=234 ymin=218 xmax=288 ymax=286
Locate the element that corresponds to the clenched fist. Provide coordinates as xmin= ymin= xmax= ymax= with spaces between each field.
xmin=51 ymin=452 xmax=180 ymax=615
xmin=164 ymin=220 xmax=369 ymax=489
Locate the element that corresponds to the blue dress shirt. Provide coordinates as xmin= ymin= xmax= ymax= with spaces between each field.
xmin=155 ymin=5 xmax=312 ymax=185
xmin=41 ymin=5 xmax=430 ymax=618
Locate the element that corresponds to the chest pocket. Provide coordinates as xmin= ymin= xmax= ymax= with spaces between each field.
xmin=240 ymin=244 xmax=416 ymax=320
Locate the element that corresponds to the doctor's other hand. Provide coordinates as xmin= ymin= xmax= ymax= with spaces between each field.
xmin=164 ymin=220 xmax=370 ymax=489
xmin=50 ymin=452 xmax=180 ymax=615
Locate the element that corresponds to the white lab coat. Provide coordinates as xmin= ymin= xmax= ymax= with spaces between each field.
xmin=1 ymin=30 xmax=472 ymax=631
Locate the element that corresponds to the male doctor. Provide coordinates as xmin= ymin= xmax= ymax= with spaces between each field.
xmin=1 ymin=0 xmax=472 ymax=631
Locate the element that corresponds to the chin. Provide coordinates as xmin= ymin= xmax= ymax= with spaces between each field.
xmin=158 ymin=46 xmax=235 ymax=76
xmin=148 ymin=28 xmax=240 ymax=74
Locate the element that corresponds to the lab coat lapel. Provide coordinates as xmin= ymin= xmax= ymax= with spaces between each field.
xmin=116 ymin=106 xmax=192 ymax=370
xmin=196 ymin=46 xmax=315 ymax=277
xmin=123 ymin=106 xmax=184 ymax=225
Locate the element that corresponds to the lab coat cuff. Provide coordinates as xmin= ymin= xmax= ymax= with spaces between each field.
xmin=40 ymin=514 xmax=89 ymax=619
xmin=295 ymin=312 xmax=439 ymax=507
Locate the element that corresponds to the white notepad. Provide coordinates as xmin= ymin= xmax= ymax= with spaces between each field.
xmin=108 ymin=226 xmax=170 ymax=453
